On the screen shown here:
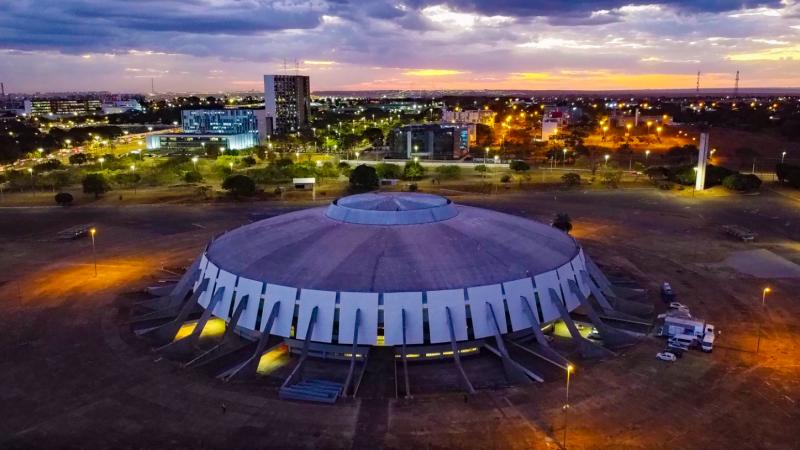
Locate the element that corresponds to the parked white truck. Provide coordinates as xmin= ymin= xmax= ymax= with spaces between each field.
xmin=663 ymin=316 xmax=715 ymax=352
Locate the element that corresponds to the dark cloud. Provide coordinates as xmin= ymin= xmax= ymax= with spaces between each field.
xmin=408 ymin=0 xmax=784 ymax=17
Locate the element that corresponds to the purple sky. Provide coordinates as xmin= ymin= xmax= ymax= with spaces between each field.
xmin=1 ymin=0 xmax=799 ymax=93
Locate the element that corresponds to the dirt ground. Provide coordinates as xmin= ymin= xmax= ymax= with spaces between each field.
xmin=1 ymin=185 xmax=799 ymax=449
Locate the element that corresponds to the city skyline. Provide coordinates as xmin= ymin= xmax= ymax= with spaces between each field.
xmin=1 ymin=0 xmax=799 ymax=93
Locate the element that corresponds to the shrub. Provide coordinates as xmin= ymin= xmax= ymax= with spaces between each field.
xmin=241 ymin=156 xmax=257 ymax=166
xmin=509 ymin=160 xmax=530 ymax=172
xmin=474 ymin=164 xmax=488 ymax=174
xmin=552 ymin=213 xmax=572 ymax=233
xmin=561 ymin=172 xmax=581 ymax=187
xmin=722 ymin=173 xmax=762 ymax=192
xmin=408 ymin=183 xmax=418 ymax=192
xmin=184 ymin=171 xmax=203 ymax=183
xmin=601 ymin=169 xmax=622 ymax=188
xmin=435 ymin=165 xmax=462 ymax=180
xmin=69 ymin=153 xmax=89 ymax=165
xmin=82 ymin=173 xmax=110 ymax=198
xmin=776 ymin=163 xmax=800 ymax=188
xmin=500 ymin=174 xmax=511 ymax=183
xmin=375 ymin=163 xmax=402 ymax=179
xmin=349 ymin=164 xmax=379 ymax=191
xmin=54 ymin=192 xmax=73 ymax=206
xmin=222 ymin=174 xmax=256 ymax=197
xmin=402 ymin=161 xmax=426 ymax=180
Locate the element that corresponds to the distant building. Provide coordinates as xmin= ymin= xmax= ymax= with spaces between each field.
xmin=263 ymin=75 xmax=310 ymax=135
xmin=101 ymin=99 xmax=143 ymax=115
xmin=542 ymin=105 xmax=583 ymax=125
xmin=541 ymin=118 xmax=560 ymax=141
xmin=441 ymin=108 xmax=496 ymax=145
xmin=24 ymin=98 xmax=102 ymax=117
xmin=387 ymin=123 xmax=470 ymax=160
xmin=441 ymin=108 xmax=496 ymax=127
xmin=146 ymin=109 xmax=261 ymax=151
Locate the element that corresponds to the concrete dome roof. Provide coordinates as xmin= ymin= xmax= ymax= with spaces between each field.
xmin=206 ymin=193 xmax=579 ymax=292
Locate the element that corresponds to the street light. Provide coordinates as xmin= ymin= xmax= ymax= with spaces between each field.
xmin=757 ymin=287 xmax=771 ymax=353
xmin=645 ymin=150 xmax=651 ymax=161
xmin=781 ymin=151 xmax=787 ymax=163
xmin=563 ymin=364 xmax=574 ymax=449
xmin=98 ymin=157 xmax=105 ymax=169
xmin=602 ymin=126 xmax=608 ymax=140
xmin=656 ymin=126 xmax=662 ymax=141
xmin=604 ymin=154 xmax=610 ymax=167
xmin=89 ymin=227 xmax=97 ymax=276
xmin=191 ymin=156 xmax=198 ymax=170
xmin=562 ymin=148 xmax=567 ymax=165
xmin=228 ymin=162 xmax=233 ymax=170
xmin=355 ymin=151 xmax=360 ymax=161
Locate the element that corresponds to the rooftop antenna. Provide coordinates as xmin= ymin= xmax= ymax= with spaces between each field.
xmin=295 ymin=59 xmax=300 ymax=75
xmin=283 ymin=58 xmax=288 ymax=74
xmin=0 ymin=82 xmax=5 ymax=97
xmin=696 ymin=71 xmax=700 ymax=95
xmin=733 ymin=70 xmax=740 ymax=98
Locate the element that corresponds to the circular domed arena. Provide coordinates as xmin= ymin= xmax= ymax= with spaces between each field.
xmin=139 ymin=193 xmax=632 ymax=401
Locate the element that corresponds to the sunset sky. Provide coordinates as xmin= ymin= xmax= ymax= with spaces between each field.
xmin=1 ymin=0 xmax=799 ymax=93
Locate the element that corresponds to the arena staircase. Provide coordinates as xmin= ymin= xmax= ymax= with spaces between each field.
xmin=279 ymin=379 xmax=343 ymax=404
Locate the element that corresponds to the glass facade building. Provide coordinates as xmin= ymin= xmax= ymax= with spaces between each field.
xmin=146 ymin=109 xmax=260 ymax=151
xmin=387 ymin=124 xmax=470 ymax=160
xmin=181 ymin=109 xmax=258 ymax=135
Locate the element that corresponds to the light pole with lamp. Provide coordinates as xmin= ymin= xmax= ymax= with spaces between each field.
xmin=781 ymin=151 xmax=787 ymax=163
xmin=98 ymin=157 xmax=105 ymax=170
xmin=130 ymin=164 xmax=137 ymax=194
xmin=604 ymin=154 xmax=610 ymax=167
xmin=562 ymin=148 xmax=567 ymax=166
xmin=563 ymin=364 xmax=574 ymax=448
xmin=191 ymin=156 xmax=199 ymax=170
xmin=90 ymin=227 xmax=97 ymax=277
xmin=645 ymin=150 xmax=651 ymax=163
xmin=757 ymin=287 xmax=771 ymax=353
xmin=28 ymin=168 xmax=35 ymax=196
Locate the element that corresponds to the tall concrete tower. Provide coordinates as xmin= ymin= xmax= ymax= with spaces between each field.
xmin=696 ymin=133 xmax=710 ymax=191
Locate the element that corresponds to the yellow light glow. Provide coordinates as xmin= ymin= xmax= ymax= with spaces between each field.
xmin=404 ymin=69 xmax=465 ymax=77
xmin=173 ymin=318 xmax=226 ymax=341
xmin=257 ymin=344 xmax=290 ymax=374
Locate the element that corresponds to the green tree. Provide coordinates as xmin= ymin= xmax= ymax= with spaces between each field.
xmin=601 ymin=168 xmax=623 ymax=188
xmin=222 ymin=174 xmax=256 ymax=197
xmin=184 ymin=171 xmax=203 ymax=183
xmin=403 ymin=161 xmax=426 ymax=180
xmin=69 ymin=153 xmax=89 ymax=165
xmin=561 ymin=172 xmax=581 ymax=188
xmin=552 ymin=212 xmax=573 ymax=233
xmin=509 ymin=160 xmax=530 ymax=172
xmin=54 ymin=192 xmax=73 ymax=207
xmin=349 ymin=164 xmax=379 ymax=191
xmin=375 ymin=163 xmax=402 ymax=179
xmin=82 ymin=173 xmax=110 ymax=198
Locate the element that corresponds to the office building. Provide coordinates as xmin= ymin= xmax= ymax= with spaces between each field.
xmin=263 ymin=75 xmax=310 ymax=135
xmin=24 ymin=98 xmax=102 ymax=117
xmin=146 ymin=109 xmax=261 ymax=151
xmin=387 ymin=123 xmax=470 ymax=160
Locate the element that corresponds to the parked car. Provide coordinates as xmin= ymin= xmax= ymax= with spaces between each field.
xmin=661 ymin=282 xmax=675 ymax=302
xmin=656 ymin=352 xmax=677 ymax=362
xmin=669 ymin=302 xmax=689 ymax=310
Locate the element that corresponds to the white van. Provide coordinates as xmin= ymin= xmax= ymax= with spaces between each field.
xmin=668 ymin=333 xmax=696 ymax=350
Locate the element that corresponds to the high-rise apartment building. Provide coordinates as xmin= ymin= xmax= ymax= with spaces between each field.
xmin=263 ymin=75 xmax=310 ymax=135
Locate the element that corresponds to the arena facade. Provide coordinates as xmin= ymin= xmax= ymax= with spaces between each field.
xmin=136 ymin=193 xmax=637 ymax=402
